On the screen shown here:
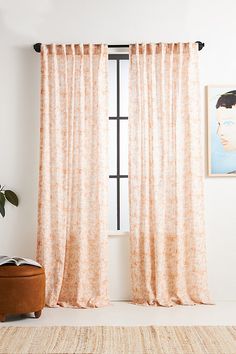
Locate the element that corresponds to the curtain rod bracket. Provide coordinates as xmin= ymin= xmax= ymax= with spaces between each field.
xmin=33 ymin=41 xmax=205 ymax=53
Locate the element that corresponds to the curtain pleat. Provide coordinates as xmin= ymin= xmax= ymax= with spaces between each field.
xmin=129 ymin=43 xmax=212 ymax=306
xmin=37 ymin=44 xmax=109 ymax=308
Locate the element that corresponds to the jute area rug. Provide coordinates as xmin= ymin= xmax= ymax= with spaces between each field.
xmin=0 ymin=326 xmax=235 ymax=354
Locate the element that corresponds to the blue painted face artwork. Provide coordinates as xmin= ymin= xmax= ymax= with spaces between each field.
xmin=216 ymin=106 xmax=236 ymax=152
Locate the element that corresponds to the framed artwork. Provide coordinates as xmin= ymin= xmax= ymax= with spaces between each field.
xmin=207 ymin=85 xmax=236 ymax=176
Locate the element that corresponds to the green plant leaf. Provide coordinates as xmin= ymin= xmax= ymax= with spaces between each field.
xmin=0 ymin=192 xmax=5 ymax=207
xmin=5 ymin=190 xmax=19 ymax=206
xmin=0 ymin=203 xmax=5 ymax=217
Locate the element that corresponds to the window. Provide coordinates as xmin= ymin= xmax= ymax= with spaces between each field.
xmin=108 ymin=54 xmax=129 ymax=231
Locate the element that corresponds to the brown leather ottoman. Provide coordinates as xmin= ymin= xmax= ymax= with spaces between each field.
xmin=0 ymin=265 xmax=45 ymax=322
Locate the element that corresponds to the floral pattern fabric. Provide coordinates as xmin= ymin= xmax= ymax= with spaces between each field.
xmin=37 ymin=44 xmax=109 ymax=308
xmin=129 ymin=43 xmax=212 ymax=306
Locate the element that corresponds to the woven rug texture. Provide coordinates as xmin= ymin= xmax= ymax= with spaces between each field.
xmin=0 ymin=326 xmax=235 ymax=353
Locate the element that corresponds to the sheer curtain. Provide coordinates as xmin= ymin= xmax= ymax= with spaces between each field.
xmin=129 ymin=43 xmax=212 ymax=306
xmin=37 ymin=44 xmax=109 ymax=308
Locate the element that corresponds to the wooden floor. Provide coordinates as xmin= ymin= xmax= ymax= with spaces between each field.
xmin=0 ymin=301 xmax=235 ymax=327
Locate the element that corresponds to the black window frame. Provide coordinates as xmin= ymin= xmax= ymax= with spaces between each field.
xmin=109 ymin=54 xmax=129 ymax=231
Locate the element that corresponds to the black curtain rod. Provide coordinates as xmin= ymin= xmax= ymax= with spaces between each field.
xmin=33 ymin=41 xmax=204 ymax=53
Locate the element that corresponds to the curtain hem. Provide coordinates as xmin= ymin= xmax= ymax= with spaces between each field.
xmin=131 ymin=298 xmax=214 ymax=307
xmin=45 ymin=298 xmax=111 ymax=309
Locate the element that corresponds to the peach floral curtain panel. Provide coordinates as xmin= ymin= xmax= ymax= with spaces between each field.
xmin=37 ymin=44 xmax=109 ymax=308
xmin=129 ymin=43 xmax=211 ymax=306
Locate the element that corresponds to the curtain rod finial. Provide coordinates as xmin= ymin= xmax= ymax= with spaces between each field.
xmin=34 ymin=43 xmax=42 ymax=53
xmin=195 ymin=41 xmax=204 ymax=51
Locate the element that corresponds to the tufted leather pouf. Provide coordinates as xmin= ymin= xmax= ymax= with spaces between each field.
xmin=0 ymin=265 xmax=45 ymax=322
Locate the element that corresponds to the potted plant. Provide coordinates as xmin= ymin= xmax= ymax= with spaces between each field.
xmin=0 ymin=185 xmax=19 ymax=217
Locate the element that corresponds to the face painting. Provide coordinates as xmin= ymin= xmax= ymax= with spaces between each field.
xmin=216 ymin=105 xmax=236 ymax=151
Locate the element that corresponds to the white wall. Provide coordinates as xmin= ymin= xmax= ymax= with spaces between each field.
xmin=0 ymin=0 xmax=236 ymax=301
